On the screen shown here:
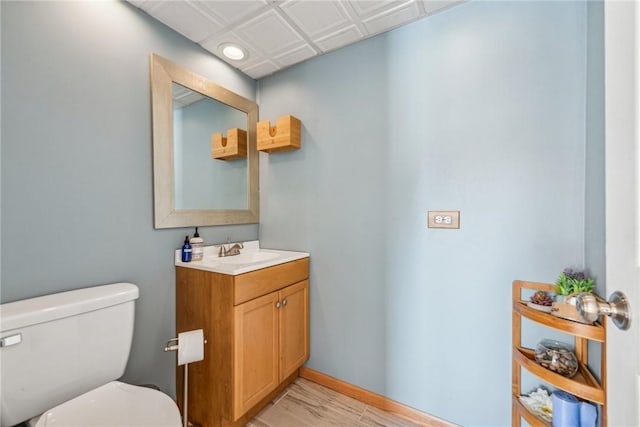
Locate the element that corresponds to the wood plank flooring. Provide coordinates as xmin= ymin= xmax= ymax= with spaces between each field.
xmin=246 ymin=378 xmax=420 ymax=427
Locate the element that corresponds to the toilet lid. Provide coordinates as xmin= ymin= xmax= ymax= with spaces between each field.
xmin=33 ymin=381 xmax=182 ymax=427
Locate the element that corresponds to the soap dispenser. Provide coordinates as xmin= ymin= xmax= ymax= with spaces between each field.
xmin=181 ymin=236 xmax=192 ymax=262
xmin=190 ymin=227 xmax=204 ymax=261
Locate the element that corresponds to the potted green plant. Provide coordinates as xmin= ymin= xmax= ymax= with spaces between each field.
xmin=555 ymin=268 xmax=594 ymax=299
xmin=551 ymin=268 xmax=595 ymax=323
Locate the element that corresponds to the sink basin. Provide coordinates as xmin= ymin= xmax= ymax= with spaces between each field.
xmin=208 ymin=251 xmax=280 ymax=265
xmin=176 ymin=241 xmax=309 ymax=275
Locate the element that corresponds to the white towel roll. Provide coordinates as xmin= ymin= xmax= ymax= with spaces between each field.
xmin=177 ymin=329 xmax=204 ymax=366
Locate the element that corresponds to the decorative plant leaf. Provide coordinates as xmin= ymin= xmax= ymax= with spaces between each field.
xmin=555 ymin=269 xmax=594 ymax=295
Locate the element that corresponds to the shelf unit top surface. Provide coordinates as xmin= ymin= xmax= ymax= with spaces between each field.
xmin=513 ymin=301 xmax=605 ymax=342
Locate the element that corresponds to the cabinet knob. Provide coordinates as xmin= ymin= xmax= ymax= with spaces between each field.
xmin=276 ymin=301 xmax=281 ymax=309
xmin=282 ymin=298 xmax=288 ymax=306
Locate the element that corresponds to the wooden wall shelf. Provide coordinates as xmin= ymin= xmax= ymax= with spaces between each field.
xmin=212 ymin=128 xmax=247 ymax=160
xmin=257 ymin=115 xmax=301 ymax=153
xmin=512 ymin=280 xmax=607 ymax=426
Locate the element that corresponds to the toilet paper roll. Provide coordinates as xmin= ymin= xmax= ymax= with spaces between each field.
xmin=580 ymin=401 xmax=597 ymax=427
xmin=177 ymin=329 xmax=204 ymax=366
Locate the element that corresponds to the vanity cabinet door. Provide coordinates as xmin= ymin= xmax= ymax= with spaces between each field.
xmin=279 ymin=280 xmax=309 ymax=381
xmin=233 ymin=291 xmax=279 ymax=420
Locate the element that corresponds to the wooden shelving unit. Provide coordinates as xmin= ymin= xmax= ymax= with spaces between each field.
xmin=512 ymin=280 xmax=607 ymax=426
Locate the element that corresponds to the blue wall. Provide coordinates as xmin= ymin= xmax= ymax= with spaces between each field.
xmin=258 ymin=2 xmax=592 ymax=425
xmin=585 ymin=2 xmax=606 ymax=296
xmin=1 ymin=1 xmax=257 ymax=396
xmin=585 ymin=0 xmax=606 ymax=388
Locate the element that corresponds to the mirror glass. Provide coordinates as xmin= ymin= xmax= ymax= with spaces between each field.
xmin=150 ymin=54 xmax=259 ymax=228
xmin=172 ymin=83 xmax=247 ymax=210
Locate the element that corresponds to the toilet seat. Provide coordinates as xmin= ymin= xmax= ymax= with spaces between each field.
xmin=32 ymin=381 xmax=182 ymax=427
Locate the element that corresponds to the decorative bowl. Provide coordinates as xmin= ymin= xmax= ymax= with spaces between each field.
xmin=534 ymin=339 xmax=579 ymax=377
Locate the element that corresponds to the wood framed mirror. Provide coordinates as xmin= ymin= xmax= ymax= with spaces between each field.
xmin=150 ymin=53 xmax=258 ymax=228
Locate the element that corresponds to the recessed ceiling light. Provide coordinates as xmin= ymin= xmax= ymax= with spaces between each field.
xmin=219 ymin=43 xmax=247 ymax=61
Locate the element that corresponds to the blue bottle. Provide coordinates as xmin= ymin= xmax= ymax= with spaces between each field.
xmin=181 ymin=235 xmax=192 ymax=262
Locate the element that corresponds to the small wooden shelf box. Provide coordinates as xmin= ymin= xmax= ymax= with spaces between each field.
xmin=212 ymin=128 xmax=247 ymax=160
xmin=257 ymin=115 xmax=301 ymax=153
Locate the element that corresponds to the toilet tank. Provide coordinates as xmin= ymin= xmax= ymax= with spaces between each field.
xmin=0 ymin=283 xmax=139 ymax=427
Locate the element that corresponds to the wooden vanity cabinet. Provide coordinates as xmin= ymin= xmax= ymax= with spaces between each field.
xmin=234 ymin=280 xmax=308 ymax=418
xmin=176 ymin=258 xmax=309 ymax=427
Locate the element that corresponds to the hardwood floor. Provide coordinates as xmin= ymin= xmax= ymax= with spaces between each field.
xmin=246 ymin=378 xmax=420 ymax=427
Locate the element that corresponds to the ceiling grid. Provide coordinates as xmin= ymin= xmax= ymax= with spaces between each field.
xmin=129 ymin=0 xmax=462 ymax=79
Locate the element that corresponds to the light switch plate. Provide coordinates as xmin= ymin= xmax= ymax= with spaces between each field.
xmin=427 ymin=210 xmax=460 ymax=229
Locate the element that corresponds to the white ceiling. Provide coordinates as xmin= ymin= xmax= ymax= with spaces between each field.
xmin=128 ymin=0 xmax=462 ymax=79
xmin=172 ymin=82 xmax=205 ymax=108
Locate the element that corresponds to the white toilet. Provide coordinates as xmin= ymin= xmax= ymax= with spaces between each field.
xmin=0 ymin=283 xmax=182 ymax=427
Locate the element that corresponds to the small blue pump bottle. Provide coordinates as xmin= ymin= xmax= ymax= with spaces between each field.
xmin=181 ymin=235 xmax=192 ymax=262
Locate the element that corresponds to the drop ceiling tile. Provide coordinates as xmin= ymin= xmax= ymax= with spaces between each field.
xmin=127 ymin=0 xmax=464 ymax=80
xmin=173 ymin=84 xmax=205 ymax=108
xmin=314 ymin=25 xmax=364 ymax=53
xmin=280 ymin=0 xmax=351 ymax=39
xmin=200 ymin=31 xmax=262 ymax=66
xmin=135 ymin=0 xmax=162 ymax=13
xmin=273 ymin=44 xmax=317 ymax=67
xmin=194 ymin=0 xmax=269 ymax=26
xmin=347 ymin=0 xmax=408 ymax=18
xmin=235 ymin=9 xmax=304 ymax=56
xmin=242 ymin=60 xmax=280 ymax=79
xmin=422 ymin=0 xmax=464 ymax=15
xmin=147 ymin=1 xmax=224 ymax=42
xmin=127 ymin=0 xmax=147 ymax=7
xmin=362 ymin=1 xmax=421 ymax=35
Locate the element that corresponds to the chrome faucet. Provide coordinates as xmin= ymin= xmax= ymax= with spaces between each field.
xmin=218 ymin=240 xmax=244 ymax=257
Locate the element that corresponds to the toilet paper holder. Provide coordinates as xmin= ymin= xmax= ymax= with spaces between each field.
xmin=164 ymin=331 xmax=207 ymax=427
xmin=164 ymin=337 xmax=179 ymax=352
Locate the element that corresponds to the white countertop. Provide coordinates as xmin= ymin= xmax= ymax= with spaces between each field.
xmin=175 ymin=240 xmax=309 ymax=275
